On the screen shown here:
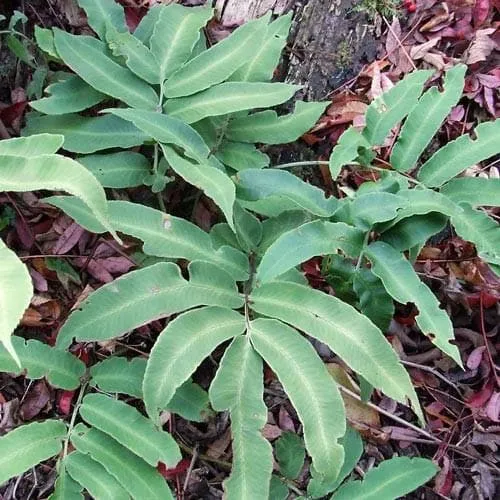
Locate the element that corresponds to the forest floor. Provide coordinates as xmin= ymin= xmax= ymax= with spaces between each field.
xmin=0 ymin=1 xmax=499 ymax=499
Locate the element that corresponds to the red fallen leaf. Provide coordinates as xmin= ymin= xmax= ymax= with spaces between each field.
xmin=72 ymin=344 xmax=90 ymax=366
xmin=473 ymin=0 xmax=491 ymax=27
xmin=0 ymin=101 xmax=27 ymax=126
xmin=435 ymin=455 xmax=453 ymax=496
xmin=467 ymin=346 xmax=487 ymax=370
xmin=58 ymin=390 xmax=75 ymax=415
xmin=486 ymin=392 xmax=500 ymax=422
xmin=157 ymin=458 xmax=190 ymax=480
xmin=466 ymin=291 xmax=498 ymax=308
xmin=466 ymin=378 xmax=495 ymax=408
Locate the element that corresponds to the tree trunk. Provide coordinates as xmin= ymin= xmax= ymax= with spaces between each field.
xmin=214 ymin=0 xmax=378 ymax=100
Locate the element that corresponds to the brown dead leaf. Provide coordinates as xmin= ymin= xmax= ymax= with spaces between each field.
xmin=20 ymin=380 xmax=51 ymax=421
xmin=465 ymin=28 xmax=498 ymax=64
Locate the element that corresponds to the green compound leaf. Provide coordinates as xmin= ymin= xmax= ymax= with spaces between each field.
xmin=133 ymin=5 xmax=161 ymax=44
xmin=209 ymin=336 xmax=273 ymax=500
xmin=0 ymin=336 xmax=85 ymax=389
xmin=233 ymin=202 xmax=263 ymax=252
xmin=90 ymin=357 xmax=210 ymax=422
xmin=331 ymin=456 xmax=438 ymax=500
xmin=230 ymin=13 xmax=292 ymax=82
xmin=250 ymin=282 xmax=423 ymax=422
xmin=329 ymin=127 xmax=369 ymax=178
xmin=363 ymin=70 xmax=433 ymax=146
xmin=275 ymin=432 xmax=306 ymax=480
xmin=23 ymin=113 xmax=149 ymax=153
xmin=77 ymin=0 xmax=127 ymax=40
xmin=64 ymin=452 xmax=128 ymax=500
xmin=70 ymin=425 xmax=173 ymax=500
xmin=308 ymin=427 xmax=363 ymax=498
xmin=380 ymin=213 xmax=448 ymax=251
xmin=49 ymin=466 xmax=84 ymax=500
xmin=0 ymin=420 xmax=67 ymax=485
xmin=365 ymin=242 xmax=461 ymax=365
xmin=43 ymin=198 xmax=249 ymax=280
xmin=53 ymin=29 xmax=158 ymax=110
xmin=0 ymin=152 xmax=118 ymax=241
xmin=418 ymin=119 xmax=500 ymax=187
xmin=257 ymin=221 xmax=364 ymax=283
xmin=0 ymin=133 xmax=63 ymax=156
xmin=440 ymin=178 xmax=500 ymax=207
xmin=236 ymin=169 xmax=338 ymax=217
xmin=105 ymin=107 xmax=210 ymax=161
xmin=391 ymin=64 xmax=466 ymax=172
xmin=164 ymin=82 xmax=301 ymax=124
xmin=34 ymin=26 xmax=59 ymax=59
xmin=226 ymin=101 xmax=328 ymax=144
xmin=105 ymin=25 xmax=160 ymax=84
xmin=0 ymin=240 xmax=32 ymax=365
xmin=162 ymin=145 xmax=236 ymax=230
xmin=56 ymin=261 xmax=243 ymax=349
xmin=163 ymin=16 xmax=266 ymax=97
xmin=144 ymin=306 xmax=246 ymax=421
xmin=30 ymin=75 xmax=106 ymax=115
xmin=150 ymin=4 xmax=213 ymax=82
xmin=217 ymin=141 xmax=270 ymax=171
xmin=77 ymin=151 xmax=150 ymax=188
xmin=250 ymin=318 xmax=345 ymax=482
xmin=450 ymin=204 xmax=500 ymax=265
xmin=79 ymin=393 xmax=181 ymax=467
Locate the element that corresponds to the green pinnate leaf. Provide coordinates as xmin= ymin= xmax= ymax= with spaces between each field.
xmin=365 ymin=242 xmax=461 ymax=365
xmin=77 ymin=0 xmax=127 ymax=40
xmin=226 ymin=101 xmax=328 ymax=144
xmin=440 ymin=178 xmax=500 ymax=207
xmin=329 ymin=127 xmax=369 ymax=178
xmin=0 ymin=420 xmax=67 ymax=485
xmin=79 ymin=393 xmax=181 ymax=467
xmin=164 ymin=82 xmax=302 ymax=124
xmin=275 ymin=432 xmax=306 ymax=480
xmin=133 ymin=5 xmax=161 ymax=44
xmin=250 ymin=282 xmax=423 ymax=422
xmin=53 ymin=29 xmax=158 ymax=110
xmin=150 ymin=4 xmax=213 ymax=82
xmin=391 ymin=64 xmax=466 ymax=172
xmin=256 ymin=221 xmax=364 ymax=283
xmin=49 ymin=466 xmax=84 ymax=500
xmin=56 ymin=261 xmax=243 ymax=349
xmin=0 ymin=133 xmax=63 ymax=156
xmin=34 ymin=26 xmax=58 ymax=59
xmin=30 ymin=75 xmax=106 ymax=115
xmin=144 ymin=306 xmax=245 ymax=421
xmin=233 ymin=202 xmax=263 ymax=252
xmin=163 ymin=16 xmax=267 ymax=97
xmin=0 ymin=240 xmax=32 ymax=365
xmin=331 ymin=457 xmax=438 ymax=500
xmin=0 ymin=336 xmax=85 ymax=389
xmin=209 ymin=336 xmax=273 ymax=499
xmin=217 ymin=141 xmax=270 ymax=171
xmin=250 ymin=318 xmax=345 ymax=482
xmin=418 ymin=119 xmax=500 ymax=187
xmin=70 ymin=425 xmax=174 ymax=499
xmin=64 ymin=452 xmax=128 ymax=500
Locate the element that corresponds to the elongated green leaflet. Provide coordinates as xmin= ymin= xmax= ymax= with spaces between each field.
xmin=0 ymin=153 xmax=118 ymax=241
xmin=440 ymin=178 xmax=500 ymax=207
xmin=23 ymin=114 xmax=149 ymax=154
xmin=250 ymin=318 xmax=345 ymax=482
xmin=0 ymin=133 xmax=63 ymax=156
xmin=391 ymin=64 xmax=466 ymax=172
xmin=70 ymin=425 xmax=173 ymax=499
xmin=150 ymin=4 xmax=213 ymax=82
xmin=418 ymin=119 xmax=500 ymax=187
xmin=57 ymin=262 xmax=242 ymax=349
xmin=331 ymin=457 xmax=438 ymax=500
xmin=53 ymin=29 xmax=158 ymax=110
xmin=217 ymin=141 xmax=270 ymax=171
xmin=77 ymin=0 xmax=127 ymax=40
xmin=257 ymin=221 xmax=364 ymax=283
xmin=365 ymin=242 xmax=461 ymax=365
xmin=0 ymin=336 xmax=85 ymax=389
xmin=163 ymin=16 xmax=266 ymax=97
xmin=209 ymin=336 xmax=273 ymax=499
xmin=329 ymin=127 xmax=369 ymax=178
xmin=164 ymin=82 xmax=301 ymax=123
xmin=64 ymin=452 xmax=128 ymax=500
xmin=0 ymin=240 xmax=32 ymax=365
xmin=50 ymin=467 xmax=84 ymax=500
xmin=144 ymin=306 xmax=246 ymax=421
xmin=250 ymin=282 xmax=423 ymax=421
xmin=226 ymin=101 xmax=328 ymax=144
xmin=79 ymin=394 xmax=181 ymax=466
xmin=0 ymin=420 xmax=67 ymax=485
xmin=363 ymin=70 xmax=432 ymax=146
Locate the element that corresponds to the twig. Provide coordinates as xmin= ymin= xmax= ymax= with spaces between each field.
xmin=401 ymin=360 xmax=462 ymax=396
xmin=182 ymin=444 xmax=199 ymax=493
xmin=382 ymin=16 xmax=417 ymax=71
xmin=479 ymin=293 xmax=500 ymax=387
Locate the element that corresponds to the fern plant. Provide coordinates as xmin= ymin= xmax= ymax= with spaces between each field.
xmin=2 ymin=0 xmax=497 ymax=497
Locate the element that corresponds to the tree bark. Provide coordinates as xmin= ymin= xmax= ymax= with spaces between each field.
xmin=214 ymin=0 xmax=378 ymax=100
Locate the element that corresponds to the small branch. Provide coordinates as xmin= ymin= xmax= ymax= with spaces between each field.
xmin=275 ymin=160 xmax=330 ymax=169
xmin=62 ymin=381 xmax=88 ymax=459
